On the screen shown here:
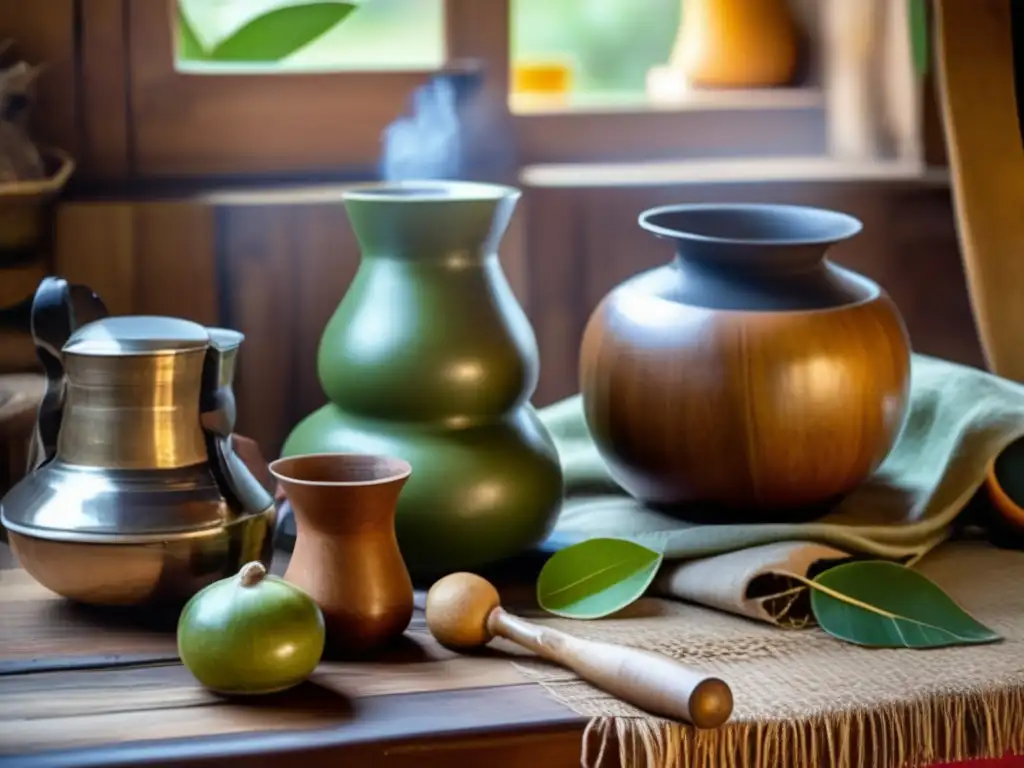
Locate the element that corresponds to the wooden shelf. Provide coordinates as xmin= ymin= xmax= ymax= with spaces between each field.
xmin=519 ymin=156 xmax=950 ymax=189
xmin=509 ymin=87 xmax=823 ymax=116
xmin=65 ymin=158 xmax=947 ymax=206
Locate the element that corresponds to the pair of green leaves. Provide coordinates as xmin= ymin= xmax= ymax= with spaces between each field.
xmin=537 ymin=538 xmax=1000 ymax=649
xmin=178 ymin=2 xmax=356 ymax=63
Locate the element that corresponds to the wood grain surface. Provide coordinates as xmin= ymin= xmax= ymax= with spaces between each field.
xmin=580 ymin=283 xmax=911 ymax=508
xmin=935 ymin=0 xmax=1024 ymax=383
xmin=0 ymin=548 xmax=587 ymax=767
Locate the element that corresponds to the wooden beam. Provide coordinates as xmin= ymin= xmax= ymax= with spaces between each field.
xmin=0 ymin=0 xmax=80 ymax=159
xmin=935 ymin=0 xmax=1024 ymax=379
xmin=79 ymin=0 xmax=131 ymax=179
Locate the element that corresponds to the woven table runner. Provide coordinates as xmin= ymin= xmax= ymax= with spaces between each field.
xmin=513 ymin=541 xmax=1024 ymax=768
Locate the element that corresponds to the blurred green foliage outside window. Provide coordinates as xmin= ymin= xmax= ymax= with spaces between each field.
xmin=176 ymin=0 xmax=679 ymax=99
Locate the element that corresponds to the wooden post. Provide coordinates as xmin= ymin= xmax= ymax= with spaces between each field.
xmin=935 ymin=0 xmax=1024 ymax=380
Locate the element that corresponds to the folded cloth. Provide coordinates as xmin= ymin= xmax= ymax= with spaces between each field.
xmin=537 ymin=354 xmax=1024 ymax=625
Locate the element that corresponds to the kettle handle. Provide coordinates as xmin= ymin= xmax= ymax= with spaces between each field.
xmin=28 ymin=277 xmax=108 ymax=470
xmin=199 ymin=337 xmax=274 ymax=515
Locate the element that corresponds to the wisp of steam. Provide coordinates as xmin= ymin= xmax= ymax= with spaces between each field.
xmin=380 ymin=76 xmax=464 ymax=182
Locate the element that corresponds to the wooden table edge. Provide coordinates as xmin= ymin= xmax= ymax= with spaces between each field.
xmin=3 ymin=683 xmax=591 ymax=768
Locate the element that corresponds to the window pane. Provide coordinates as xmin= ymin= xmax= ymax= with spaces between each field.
xmin=511 ymin=0 xmax=680 ymax=105
xmin=177 ymin=0 xmax=445 ymax=72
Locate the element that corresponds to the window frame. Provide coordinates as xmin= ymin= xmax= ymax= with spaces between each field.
xmin=71 ymin=0 xmax=923 ymax=183
xmin=122 ymin=0 xmax=500 ymax=178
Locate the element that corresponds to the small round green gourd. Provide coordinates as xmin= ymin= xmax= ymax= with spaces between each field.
xmin=177 ymin=561 xmax=325 ymax=695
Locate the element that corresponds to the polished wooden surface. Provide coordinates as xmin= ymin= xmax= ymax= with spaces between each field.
xmin=580 ymin=283 xmax=911 ymax=508
xmin=0 ymin=548 xmax=590 ymax=767
xmin=5 ymin=546 xmax=1024 ymax=768
xmin=936 ymin=0 xmax=1024 ymax=382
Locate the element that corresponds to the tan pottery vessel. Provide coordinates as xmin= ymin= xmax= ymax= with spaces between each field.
xmin=672 ymin=0 xmax=799 ymax=88
xmin=269 ymin=453 xmax=414 ymax=654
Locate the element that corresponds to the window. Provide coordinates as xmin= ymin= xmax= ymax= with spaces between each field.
xmin=511 ymin=0 xmax=680 ymax=108
xmin=96 ymin=0 xmax=923 ymax=180
xmin=177 ymin=0 xmax=446 ymax=71
xmin=126 ymin=0 xmax=484 ymax=177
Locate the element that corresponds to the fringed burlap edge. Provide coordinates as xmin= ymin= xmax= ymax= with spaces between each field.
xmin=580 ymin=685 xmax=1024 ymax=768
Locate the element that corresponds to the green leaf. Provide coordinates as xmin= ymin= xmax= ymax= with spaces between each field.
xmin=177 ymin=5 xmax=208 ymax=61
xmin=209 ymin=2 xmax=357 ymax=63
xmin=808 ymin=561 xmax=1001 ymax=649
xmin=537 ymin=538 xmax=663 ymax=619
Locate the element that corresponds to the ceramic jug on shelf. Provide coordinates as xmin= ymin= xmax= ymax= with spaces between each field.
xmin=0 ymin=277 xmax=276 ymax=606
xmin=670 ymin=0 xmax=800 ymax=88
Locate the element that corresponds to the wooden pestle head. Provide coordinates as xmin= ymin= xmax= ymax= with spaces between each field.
xmin=425 ymin=572 xmax=502 ymax=649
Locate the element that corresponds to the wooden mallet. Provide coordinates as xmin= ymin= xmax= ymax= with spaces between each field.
xmin=425 ymin=572 xmax=733 ymax=729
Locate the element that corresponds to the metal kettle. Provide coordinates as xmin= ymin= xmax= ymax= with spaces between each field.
xmin=0 ymin=278 xmax=276 ymax=606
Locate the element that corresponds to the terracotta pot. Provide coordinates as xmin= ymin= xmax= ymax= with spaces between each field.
xmin=282 ymin=181 xmax=562 ymax=582
xmin=985 ymin=436 xmax=1024 ymax=549
xmin=269 ymin=453 xmax=414 ymax=654
xmin=579 ymin=203 xmax=911 ymax=511
xmin=671 ymin=0 xmax=799 ymax=88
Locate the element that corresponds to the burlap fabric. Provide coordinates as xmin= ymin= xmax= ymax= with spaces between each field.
xmin=516 ymin=542 xmax=1024 ymax=768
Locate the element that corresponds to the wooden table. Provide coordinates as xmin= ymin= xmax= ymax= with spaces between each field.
xmin=0 ymin=544 xmax=591 ymax=768
xmin=4 ymin=541 xmax=1024 ymax=768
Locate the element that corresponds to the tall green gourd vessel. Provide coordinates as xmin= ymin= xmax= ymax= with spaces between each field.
xmin=282 ymin=181 xmax=563 ymax=582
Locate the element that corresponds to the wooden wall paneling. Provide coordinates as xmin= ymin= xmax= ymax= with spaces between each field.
xmin=527 ymin=181 xmax=981 ymax=405
xmin=523 ymin=188 xmax=585 ymax=407
xmin=221 ymin=206 xmax=300 ymax=457
xmin=126 ymin=0 xmax=434 ymax=177
xmin=578 ymin=187 xmax=667 ymax=317
xmin=54 ymin=202 xmax=136 ymax=316
xmin=877 ymin=187 xmax=981 ymax=367
xmin=501 ymin=203 xmax=529 ymax=311
xmin=445 ymin=0 xmax=509 ymax=91
xmin=79 ymin=0 xmax=131 ymax=179
xmin=0 ymin=261 xmax=46 ymax=307
xmin=0 ymin=261 xmax=47 ymax=373
xmin=132 ymin=202 xmax=217 ymax=324
xmin=0 ymin=0 xmax=79 ymax=159
xmin=290 ymin=204 xmax=360 ymax=423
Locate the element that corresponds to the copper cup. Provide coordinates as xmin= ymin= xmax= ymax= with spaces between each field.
xmin=269 ymin=452 xmax=414 ymax=654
